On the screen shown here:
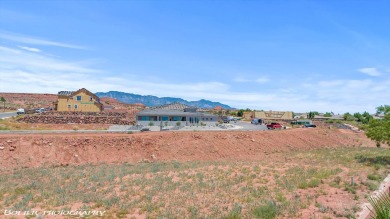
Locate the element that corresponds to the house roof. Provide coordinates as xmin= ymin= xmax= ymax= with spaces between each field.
xmin=314 ymin=115 xmax=344 ymax=120
xmin=57 ymin=88 xmax=100 ymax=100
xmin=137 ymin=109 xmax=217 ymax=117
xmin=151 ymin=102 xmax=195 ymax=111
xmin=58 ymin=91 xmax=74 ymax=96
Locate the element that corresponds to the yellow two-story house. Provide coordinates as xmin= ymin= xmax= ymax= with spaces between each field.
xmin=55 ymin=88 xmax=103 ymax=112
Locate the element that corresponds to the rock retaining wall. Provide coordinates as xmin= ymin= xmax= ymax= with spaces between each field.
xmin=17 ymin=111 xmax=134 ymax=125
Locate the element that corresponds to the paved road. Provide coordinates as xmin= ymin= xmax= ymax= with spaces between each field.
xmin=233 ymin=121 xmax=268 ymax=130
xmin=0 ymin=112 xmax=17 ymax=119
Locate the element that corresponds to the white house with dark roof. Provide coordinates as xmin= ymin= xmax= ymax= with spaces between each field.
xmin=136 ymin=108 xmax=219 ymax=127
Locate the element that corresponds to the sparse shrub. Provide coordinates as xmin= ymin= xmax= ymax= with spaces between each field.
xmin=367 ymin=173 xmax=382 ymax=181
xmin=307 ymin=178 xmax=320 ymax=188
xmin=275 ymin=192 xmax=287 ymax=203
xmin=368 ymin=191 xmax=390 ymax=219
xmin=188 ymin=206 xmax=199 ymax=218
xmin=344 ymin=184 xmax=357 ymax=194
xmin=148 ymin=121 xmax=154 ymax=126
xmin=333 ymin=176 xmax=341 ymax=185
xmin=115 ymin=209 xmax=129 ymax=218
xmin=298 ymin=181 xmax=308 ymax=189
xmin=176 ymin=122 xmax=181 ymax=126
xmin=315 ymin=202 xmax=329 ymax=213
xmin=363 ymin=180 xmax=379 ymax=191
xmin=224 ymin=203 xmax=242 ymax=219
xmin=252 ymin=200 xmax=280 ymax=219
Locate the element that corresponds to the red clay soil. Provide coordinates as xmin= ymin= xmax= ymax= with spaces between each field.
xmin=0 ymin=93 xmax=57 ymax=109
xmin=0 ymin=92 xmax=144 ymax=109
xmin=0 ymin=128 xmax=375 ymax=171
xmin=100 ymin=97 xmax=145 ymax=111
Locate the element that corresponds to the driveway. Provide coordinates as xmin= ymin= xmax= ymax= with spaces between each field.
xmin=0 ymin=112 xmax=17 ymax=119
xmin=232 ymin=121 xmax=268 ymax=130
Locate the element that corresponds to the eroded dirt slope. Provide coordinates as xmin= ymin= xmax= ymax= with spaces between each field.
xmin=0 ymin=128 xmax=375 ymax=170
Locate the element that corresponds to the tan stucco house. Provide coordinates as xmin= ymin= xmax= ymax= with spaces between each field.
xmin=54 ymin=88 xmax=103 ymax=112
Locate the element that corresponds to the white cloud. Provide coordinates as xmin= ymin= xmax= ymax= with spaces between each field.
xmin=0 ymin=42 xmax=389 ymax=113
xmin=0 ymin=46 xmax=98 ymax=73
xmin=18 ymin=46 xmax=41 ymax=52
xmin=255 ymin=76 xmax=270 ymax=84
xmin=0 ymin=31 xmax=85 ymax=49
xmin=358 ymin=67 xmax=382 ymax=77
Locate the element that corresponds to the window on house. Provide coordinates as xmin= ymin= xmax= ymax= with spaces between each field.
xmin=67 ymin=104 xmax=71 ymax=109
xmin=173 ymin=116 xmax=182 ymax=121
xmin=90 ymin=96 xmax=93 ymax=101
xmin=74 ymin=104 xmax=78 ymax=109
xmin=76 ymin=96 xmax=82 ymax=101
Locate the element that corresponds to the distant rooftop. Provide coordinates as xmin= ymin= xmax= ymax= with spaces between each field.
xmin=58 ymin=91 xmax=74 ymax=96
xmin=314 ymin=115 xmax=344 ymax=120
xmin=151 ymin=102 xmax=196 ymax=111
xmin=137 ymin=109 xmax=216 ymax=117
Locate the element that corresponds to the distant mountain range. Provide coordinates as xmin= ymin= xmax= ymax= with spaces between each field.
xmin=96 ymin=91 xmax=233 ymax=109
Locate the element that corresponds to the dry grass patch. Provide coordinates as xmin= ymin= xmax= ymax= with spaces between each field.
xmin=0 ymin=147 xmax=388 ymax=218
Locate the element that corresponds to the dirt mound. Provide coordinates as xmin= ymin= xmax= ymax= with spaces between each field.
xmin=101 ymin=97 xmax=145 ymax=110
xmin=0 ymin=93 xmax=57 ymax=109
xmin=0 ymin=128 xmax=375 ymax=170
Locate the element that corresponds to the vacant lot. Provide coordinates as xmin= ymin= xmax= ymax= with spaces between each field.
xmin=0 ymin=148 xmax=389 ymax=219
xmin=0 ymin=128 xmax=375 ymax=170
xmin=0 ymin=129 xmax=388 ymax=218
xmin=0 ymin=117 xmax=111 ymax=131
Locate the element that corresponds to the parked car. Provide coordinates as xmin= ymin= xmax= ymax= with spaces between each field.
xmin=222 ymin=116 xmax=234 ymax=123
xmin=140 ymin=127 xmax=150 ymax=132
xmin=267 ymin=123 xmax=282 ymax=129
xmin=16 ymin=108 xmax=25 ymax=115
xmin=35 ymin=108 xmax=46 ymax=113
xmin=251 ymin=118 xmax=263 ymax=125
xmin=304 ymin=124 xmax=317 ymax=128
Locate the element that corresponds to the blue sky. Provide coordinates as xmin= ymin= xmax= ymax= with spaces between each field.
xmin=0 ymin=0 xmax=389 ymax=113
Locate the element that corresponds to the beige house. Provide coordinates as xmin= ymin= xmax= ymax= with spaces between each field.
xmin=244 ymin=110 xmax=293 ymax=120
xmin=54 ymin=88 xmax=103 ymax=112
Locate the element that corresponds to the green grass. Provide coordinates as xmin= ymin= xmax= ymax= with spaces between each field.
xmin=252 ymin=200 xmax=280 ymax=219
xmin=367 ymin=173 xmax=382 ymax=181
xmin=368 ymin=192 xmax=390 ymax=219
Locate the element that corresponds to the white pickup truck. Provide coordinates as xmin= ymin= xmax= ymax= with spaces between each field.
xmin=16 ymin=108 xmax=25 ymax=115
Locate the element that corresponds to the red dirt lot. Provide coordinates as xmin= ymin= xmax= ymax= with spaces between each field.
xmin=0 ymin=128 xmax=375 ymax=171
xmin=0 ymin=93 xmax=57 ymax=109
xmin=100 ymin=97 xmax=145 ymax=111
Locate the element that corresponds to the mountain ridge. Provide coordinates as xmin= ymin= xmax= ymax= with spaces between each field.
xmin=96 ymin=91 xmax=233 ymax=109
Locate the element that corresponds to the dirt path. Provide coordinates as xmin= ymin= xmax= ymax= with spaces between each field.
xmin=0 ymin=128 xmax=375 ymax=171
